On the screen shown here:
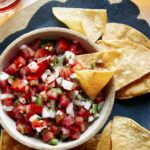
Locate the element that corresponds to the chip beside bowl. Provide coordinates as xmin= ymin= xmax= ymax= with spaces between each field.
xmin=0 ymin=28 xmax=115 ymax=150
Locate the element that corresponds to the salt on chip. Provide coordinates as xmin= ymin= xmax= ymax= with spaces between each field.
xmin=96 ymin=122 xmax=112 ymax=150
xmin=96 ymin=39 xmax=150 ymax=91
xmin=76 ymin=50 xmax=121 ymax=71
xmin=1 ymin=130 xmax=33 ymax=150
xmin=102 ymin=23 xmax=150 ymax=48
xmin=72 ymin=134 xmax=101 ymax=150
xmin=75 ymin=70 xmax=114 ymax=100
xmin=111 ymin=116 xmax=150 ymax=150
xmin=52 ymin=7 xmax=107 ymax=42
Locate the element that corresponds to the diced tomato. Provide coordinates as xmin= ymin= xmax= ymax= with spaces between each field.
xmin=70 ymin=42 xmax=84 ymax=55
xmin=42 ymin=131 xmax=54 ymax=142
xmin=75 ymin=116 xmax=84 ymax=125
xmin=7 ymin=111 xmax=16 ymax=120
xmin=70 ymin=131 xmax=80 ymax=140
xmin=30 ymin=87 xmax=39 ymax=96
xmin=47 ymin=90 xmax=58 ymax=100
xmin=20 ymin=45 xmax=35 ymax=58
xmin=22 ymin=91 xmax=31 ymax=100
xmin=13 ymin=105 xmax=26 ymax=119
xmin=24 ymin=124 xmax=32 ymax=135
xmin=27 ymin=74 xmax=38 ymax=81
xmin=56 ymin=38 xmax=71 ymax=54
xmin=3 ymin=98 xmax=13 ymax=106
xmin=37 ymin=59 xmax=48 ymax=77
xmin=39 ymin=83 xmax=45 ymax=91
xmin=27 ymin=103 xmax=43 ymax=115
xmin=63 ymin=115 xmax=75 ymax=127
xmin=14 ymin=56 xmax=26 ymax=68
xmin=28 ymin=38 xmax=41 ymax=50
xmin=71 ymin=62 xmax=83 ymax=73
xmin=50 ymin=125 xmax=58 ymax=134
xmin=59 ymin=94 xmax=70 ymax=108
xmin=60 ymin=67 xmax=71 ymax=79
xmin=0 ymin=80 xmax=8 ymax=88
xmin=7 ymin=63 xmax=18 ymax=74
xmin=78 ymin=107 xmax=90 ymax=118
xmin=12 ymin=79 xmax=28 ymax=93
xmin=1 ymin=86 xmax=12 ymax=93
xmin=20 ymin=67 xmax=30 ymax=77
xmin=32 ymin=120 xmax=41 ymax=128
xmin=70 ymin=125 xmax=80 ymax=133
xmin=61 ymin=127 xmax=71 ymax=139
xmin=35 ymin=49 xmax=50 ymax=58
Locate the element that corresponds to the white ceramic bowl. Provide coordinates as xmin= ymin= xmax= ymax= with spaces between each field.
xmin=0 ymin=28 xmax=115 ymax=150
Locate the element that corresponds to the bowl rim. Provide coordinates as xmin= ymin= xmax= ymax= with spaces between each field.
xmin=0 ymin=27 xmax=115 ymax=150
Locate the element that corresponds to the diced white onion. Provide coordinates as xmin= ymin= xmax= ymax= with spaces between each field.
xmin=70 ymin=73 xmax=77 ymax=79
xmin=56 ymin=77 xmax=63 ymax=85
xmin=31 ymin=96 xmax=37 ymax=102
xmin=19 ymin=44 xmax=27 ymax=50
xmin=84 ymin=101 xmax=92 ymax=110
xmin=46 ymin=75 xmax=56 ymax=84
xmin=36 ymin=126 xmax=46 ymax=133
xmin=28 ymin=61 xmax=39 ymax=73
xmin=18 ymin=97 xmax=26 ymax=104
xmin=41 ymin=69 xmax=51 ymax=82
xmin=29 ymin=114 xmax=41 ymax=122
xmin=88 ymin=116 xmax=94 ymax=123
xmin=56 ymin=110 xmax=63 ymax=116
xmin=3 ymin=105 xmax=13 ymax=111
xmin=73 ymin=100 xmax=84 ymax=106
xmin=0 ymin=94 xmax=14 ymax=100
xmin=42 ymin=107 xmax=55 ymax=118
xmin=66 ymin=103 xmax=74 ymax=117
xmin=62 ymin=79 xmax=73 ymax=90
xmin=0 ymin=72 xmax=9 ymax=81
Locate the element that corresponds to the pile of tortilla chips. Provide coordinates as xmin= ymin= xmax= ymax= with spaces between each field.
xmin=96 ymin=116 xmax=150 ymax=150
xmin=52 ymin=7 xmax=150 ymax=99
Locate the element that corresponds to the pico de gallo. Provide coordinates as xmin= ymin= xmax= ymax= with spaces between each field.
xmin=0 ymin=38 xmax=104 ymax=145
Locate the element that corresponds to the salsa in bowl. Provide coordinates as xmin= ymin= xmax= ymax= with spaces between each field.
xmin=0 ymin=28 xmax=115 ymax=150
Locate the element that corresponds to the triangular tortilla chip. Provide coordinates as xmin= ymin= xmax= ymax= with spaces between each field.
xmin=76 ymin=50 xmax=122 ymax=71
xmin=96 ymin=122 xmax=112 ymax=150
xmin=1 ymin=130 xmax=33 ymax=150
xmin=96 ymin=40 xmax=150 ymax=91
xmin=102 ymin=23 xmax=150 ymax=48
xmin=111 ymin=116 xmax=150 ymax=150
xmin=52 ymin=7 xmax=107 ymax=42
xmin=75 ymin=70 xmax=114 ymax=99
xmin=116 ymin=73 xmax=150 ymax=99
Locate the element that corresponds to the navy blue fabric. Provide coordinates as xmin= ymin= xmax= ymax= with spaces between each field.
xmin=0 ymin=0 xmax=150 ymax=130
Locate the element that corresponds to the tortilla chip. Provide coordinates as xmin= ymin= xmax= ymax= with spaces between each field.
xmin=1 ymin=130 xmax=33 ymax=150
xmin=111 ymin=116 xmax=150 ymax=150
xmin=75 ymin=70 xmax=114 ymax=99
xmin=76 ymin=50 xmax=122 ymax=71
xmin=72 ymin=134 xmax=101 ymax=150
xmin=96 ymin=122 xmax=112 ymax=150
xmin=116 ymin=73 xmax=150 ymax=99
xmin=96 ymin=40 xmax=150 ymax=91
xmin=52 ymin=7 xmax=107 ymax=42
xmin=102 ymin=23 xmax=150 ymax=48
